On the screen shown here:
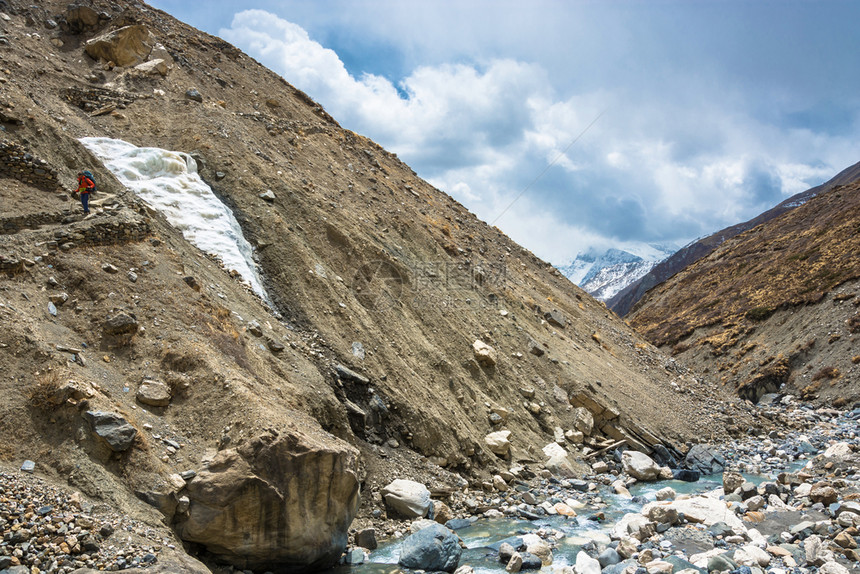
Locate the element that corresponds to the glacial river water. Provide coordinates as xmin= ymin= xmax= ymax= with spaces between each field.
xmin=331 ymin=468 xmax=792 ymax=574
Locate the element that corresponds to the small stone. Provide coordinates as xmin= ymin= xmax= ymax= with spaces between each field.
xmin=185 ymin=88 xmax=203 ymax=102
xmin=247 ymin=320 xmax=263 ymax=336
xmin=101 ymin=262 xmax=119 ymax=273
xmin=259 ymin=190 xmax=276 ymax=202
xmin=473 ymin=340 xmax=497 ymax=367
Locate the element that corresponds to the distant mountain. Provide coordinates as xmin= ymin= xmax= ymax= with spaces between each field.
xmin=558 ymin=244 xmax=676 ymax=301
xmin=609 ymin=159 xmax=860 ymax=316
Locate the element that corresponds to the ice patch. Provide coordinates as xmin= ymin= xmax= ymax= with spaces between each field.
xmin=80 ymin=137 xmax=269 ymax=302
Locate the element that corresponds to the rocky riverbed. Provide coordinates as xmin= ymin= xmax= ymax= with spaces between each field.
xmin=339 ymin=400 xmax=859 ymax=574
xmin=1 ymin=400 xmax=857 ymax=574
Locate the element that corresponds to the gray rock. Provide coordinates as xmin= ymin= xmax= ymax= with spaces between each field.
xmin=707 ymin=553 xmax=736 ymax=572
xmin=505 ymin=552 xmax=522 ymax=573
xmin=343 ymin=548 xmax=365 ymax=564
xmin=445 ymin=518 xmax=474 ymax=531
xmin=84 ymin=411 xmax=137 ymax=451
xmin=684 ymin=444 xmax=725 ymax=475
xmin=136 ymin=378 xmax=171 ymax=407
xmin=247 ymin=321 xmax=263 ymax=337
xmin=519 ymin=552 xmax=543 ymax=570
xmin=355 ymin=528 xmax=377 ymax=550
xmin=102 ymin=313 xmax=138 ymax=336
xmin=622 ymin=450 xmax=663 ymax=481
xmin=185 ymin=88 xmax=203 ymax=102
xmin=20 ymin=460 xmax=35 ymax=473
xmin=544 ymin=309 xmax=567 ymax=328
xmin=498 ymin=542 xmax=516 ymax=561
xmin=739 ymin=481 xmax=757 ymax=500
xmin=603 ymin=559 xmax=639 ymax=574
xmin=47 ymin=301 xmax=57 ymax=316
xmin=335 ymin=363 xmax=370 ymax=385
xmin=527 ymin=338 xmax=544 ymax=356
xmin=598 ymin=548 xmax=621 ymax=567
xmin=259 ymin=190 xmax=276 ymax=202
xmin=398 ymin=523 xmax=461 ymax=572
xmin=664 ymin=555 xmax=706 ymax=574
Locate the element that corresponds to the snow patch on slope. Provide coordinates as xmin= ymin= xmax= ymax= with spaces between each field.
xmin=80 ymin=137 xmax=269 ymax=302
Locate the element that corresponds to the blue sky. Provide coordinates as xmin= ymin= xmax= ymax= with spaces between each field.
xmin=147 ymin=0 xmax=860 ymax=265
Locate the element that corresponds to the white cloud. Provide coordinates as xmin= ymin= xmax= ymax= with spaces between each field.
xmin=219 ymin=8 xmax=860 ymax=266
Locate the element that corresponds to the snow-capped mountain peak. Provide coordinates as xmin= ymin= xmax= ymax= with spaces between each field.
xmin=557 ymin=244 xmax=677 ymax=301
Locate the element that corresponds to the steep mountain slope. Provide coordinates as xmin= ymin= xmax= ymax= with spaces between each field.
xmin=609 ymin=160 xmax=860 ymax=316
xmin=0 ymin=1 xmax=753 ymax=571
xmin=628 ymin=180 xmax=860 ymax=407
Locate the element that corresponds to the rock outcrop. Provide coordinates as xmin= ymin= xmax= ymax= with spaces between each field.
xmin=174 ymin=428 xmax=360 ymax=572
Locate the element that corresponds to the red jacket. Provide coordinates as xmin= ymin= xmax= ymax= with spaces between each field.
xmin=77 ymin=174 xmax=95 ymax=194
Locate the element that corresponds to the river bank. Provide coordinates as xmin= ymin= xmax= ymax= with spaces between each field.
xmin=341 ymin=399 xmax=860 ymax=574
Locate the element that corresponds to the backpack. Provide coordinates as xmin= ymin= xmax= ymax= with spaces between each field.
xmin=82 ymin=170 xmax=96 ymax=192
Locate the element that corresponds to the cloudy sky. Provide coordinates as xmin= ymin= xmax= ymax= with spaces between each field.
xmin=147 ymin=0 xmax=860 ymax=266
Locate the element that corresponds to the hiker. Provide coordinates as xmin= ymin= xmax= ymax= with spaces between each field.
xmin=76 ymin=170 xmax=96 ymax=215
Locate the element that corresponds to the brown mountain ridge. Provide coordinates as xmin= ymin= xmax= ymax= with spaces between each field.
xmin=628 ymin=180 xmax=860 ymax=407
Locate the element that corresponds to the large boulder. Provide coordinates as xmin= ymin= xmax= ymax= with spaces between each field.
xmin=398 ymin=523 xmax=462 ymax=572
xmin=381 ymin=479 xmax=431 ymax=518
xmin=543 ymin=442 xmax=578 ymax=478
xmin=174 ymin=428 xmax=360 ymax=572
xmin=85 ymin=25 xmax=157 ymax=67
xmin=622 ymin=451 xmax=662 ymax=481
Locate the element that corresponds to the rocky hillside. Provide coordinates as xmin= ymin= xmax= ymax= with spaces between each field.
xmin=609 ymin=160 xmax=860 ymax=317
xmin=0 ymin=1 xmax=756 ymax=572
xmin=628 ymin=180 xmax=860 ymax=408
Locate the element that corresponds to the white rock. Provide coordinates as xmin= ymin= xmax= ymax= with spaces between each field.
xmin=823 ymin=442 xmax=852 ymax=458
xmin=381 ymin=479 xmax=431 ymax=518
xmin=485 ymin=430 xmax=512 ymax=457
xmin=819 ymin=561 xmax=851 ymax=574
xmin=622 ymin=451 xmax=662 ymax=481
xmin=574 ymin=550 xmax=601 ymax=574
xmin=794 ymin=483 xmax=813 ymax=497
xmin=734 ymin=545 xmax=770 ymax=567
xmin=768 ymin=494 xmax=792 ymax=510
xmin=689 ymin=548 xmax=730 ymax=568
xmin=645 ymin=560 xmax=673 ymax=574
xmin=612 ymin=480 xmax=632 ymax=498
xmin=644 ymin=496 xmax=746 ymax=533
xmin=655 ymin=487 xmax=676 ymax=501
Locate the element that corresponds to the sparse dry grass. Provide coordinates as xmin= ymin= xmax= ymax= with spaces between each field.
xmin=812 ymin=366 xmax=840 ymax=381
xmin=28 ymin=369 xmax=65 ymax=410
